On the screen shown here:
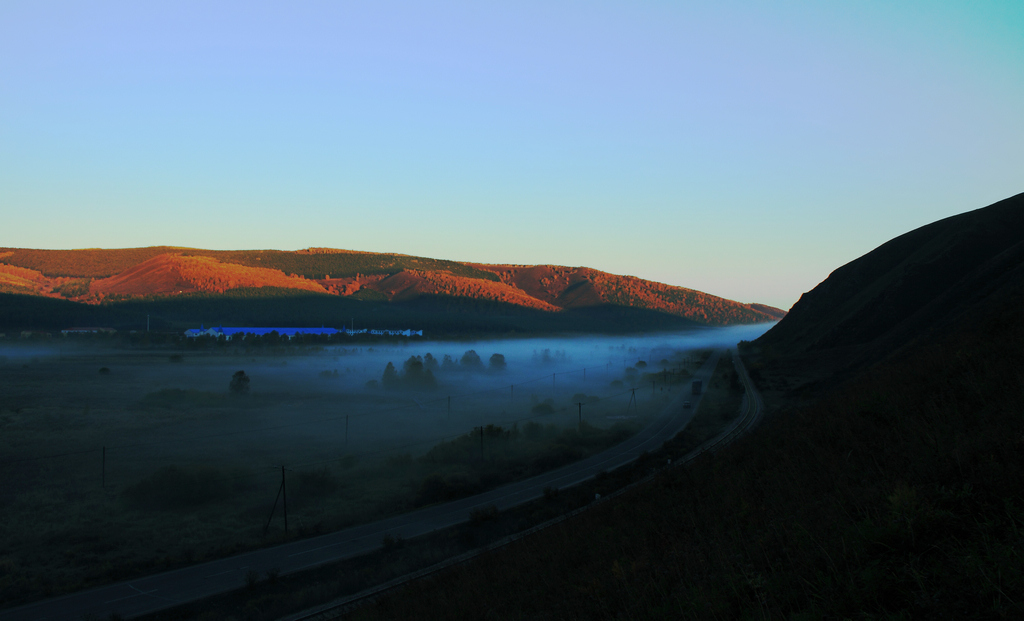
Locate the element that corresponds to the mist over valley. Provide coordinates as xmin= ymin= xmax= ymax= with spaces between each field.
xmin=0 ymin=325 xmax=769 ymax=614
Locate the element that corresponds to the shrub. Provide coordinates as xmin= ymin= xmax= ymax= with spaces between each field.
xmin=229 ymin=370 xmax=250 ymax=395
xmin=523 ymin=421 xmax=544 ymax=440
xmin=381 ymin=533 xmax=404 ymax=551
xmin=292 ymin=467 xmax=339 ymax=499
xmin=469 ymin=504 xmax=499 ymax=524
xmin=415 ymin=472 xmax=482 ymax=506
xmin=138 ymin=389 xmax=226 ymax=410
xmin=124 ymin=465 xmax=231 ymax=510
xmin=531 ymin=399 xmax=555 ymax=415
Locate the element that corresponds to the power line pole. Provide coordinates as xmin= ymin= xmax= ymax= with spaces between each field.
xmin=576 ymin=402 xmax=583 ymax=432
xmin=281 ymin=466 xmax=288 ymax=534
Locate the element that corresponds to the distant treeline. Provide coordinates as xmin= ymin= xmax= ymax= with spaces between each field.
xmin=0 ymin=247 xmax=500 ymax=281
xmin=0 ymin=289 xmax=699 ymax=336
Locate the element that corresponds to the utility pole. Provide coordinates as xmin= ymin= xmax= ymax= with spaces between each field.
xmin=281 ymin=466 xmax=288 ymax=534
xmin=576 ymin=402 xmax=583 ymax=432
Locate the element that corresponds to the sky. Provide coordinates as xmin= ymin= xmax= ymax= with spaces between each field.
xmin=1 ymin=1 xmax=1021 ymax=310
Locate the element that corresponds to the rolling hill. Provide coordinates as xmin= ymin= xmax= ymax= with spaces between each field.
xmin=0 ymin=247 xmax=784 ymax=330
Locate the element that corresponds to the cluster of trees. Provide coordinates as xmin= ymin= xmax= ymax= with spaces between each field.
xmin=379 ymin=350 xmax=508 ymax=391
xmin=595 ymin=273 xmax=776 ymax=326
xmin=0 ymin=246 xmax=500 ymax=282
xmin=382 ymin=356 xmax=438 ymax=390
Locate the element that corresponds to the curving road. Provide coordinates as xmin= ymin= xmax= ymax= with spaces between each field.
xmin=4 ymin=351 xmax=722 ymax=621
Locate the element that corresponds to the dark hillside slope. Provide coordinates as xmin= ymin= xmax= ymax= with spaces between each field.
xmin=342 ymin=299 xmax=1024 ymax=621
xmin=759 ymin=192 xmax=1024 ymax=359
xmin=326 ymin=193 xmax=1024 ymax=621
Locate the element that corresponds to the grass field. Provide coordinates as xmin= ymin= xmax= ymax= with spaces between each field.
xmin=0 ymin=336 xmax=712 ymax=608
xmin=125 ymin=348 xmax=746 ymax=621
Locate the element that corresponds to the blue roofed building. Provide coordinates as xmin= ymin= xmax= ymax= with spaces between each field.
xmin=184 ymin=326 xmax=338 ymax=339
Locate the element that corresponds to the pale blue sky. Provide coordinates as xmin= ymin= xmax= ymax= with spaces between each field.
xmin=2 ymin=1 xmax=1021 ymax=309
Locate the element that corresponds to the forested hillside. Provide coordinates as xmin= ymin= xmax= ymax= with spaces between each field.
xmin=0 ymin=247 xmax=783 ymax=331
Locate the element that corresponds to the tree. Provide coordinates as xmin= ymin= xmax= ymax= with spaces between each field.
xmin=382 ymin=362 xmax=399 ymax=390
xmin=402 ymin=356 xmax=437 ymax=390
xmin=488 ymin=353 xmax=507 ymax=372
xmin=423 ymin=353 xmax=439 ymax=372
xmin=403 ymin=355 xmax=424 ymax=376
xmin=460 ymin=350 xmax=484 ymax=371
xmin=229 ymin=370 xmax=250 ymax=395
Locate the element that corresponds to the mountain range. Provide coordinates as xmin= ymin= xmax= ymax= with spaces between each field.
xmin=0 ymin=247 xmax=784 ymax=331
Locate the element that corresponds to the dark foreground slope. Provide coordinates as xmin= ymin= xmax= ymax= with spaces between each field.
xmin=759 ymin=192 xmax=1024 ymax=360
xmin=333 ymin=194 xmax=1024 ymax=620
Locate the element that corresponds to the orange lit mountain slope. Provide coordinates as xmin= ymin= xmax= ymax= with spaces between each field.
xmin=471 ymin=264 xmax=786 ymax=326
xmin=0 ymin=247 xmax=784 ymax=326
xmin=90 ymin=254 xmax=328 ymax=296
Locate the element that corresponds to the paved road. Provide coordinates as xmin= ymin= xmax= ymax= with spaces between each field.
xmin=5 ymin=351 xmax=722 ymax=621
